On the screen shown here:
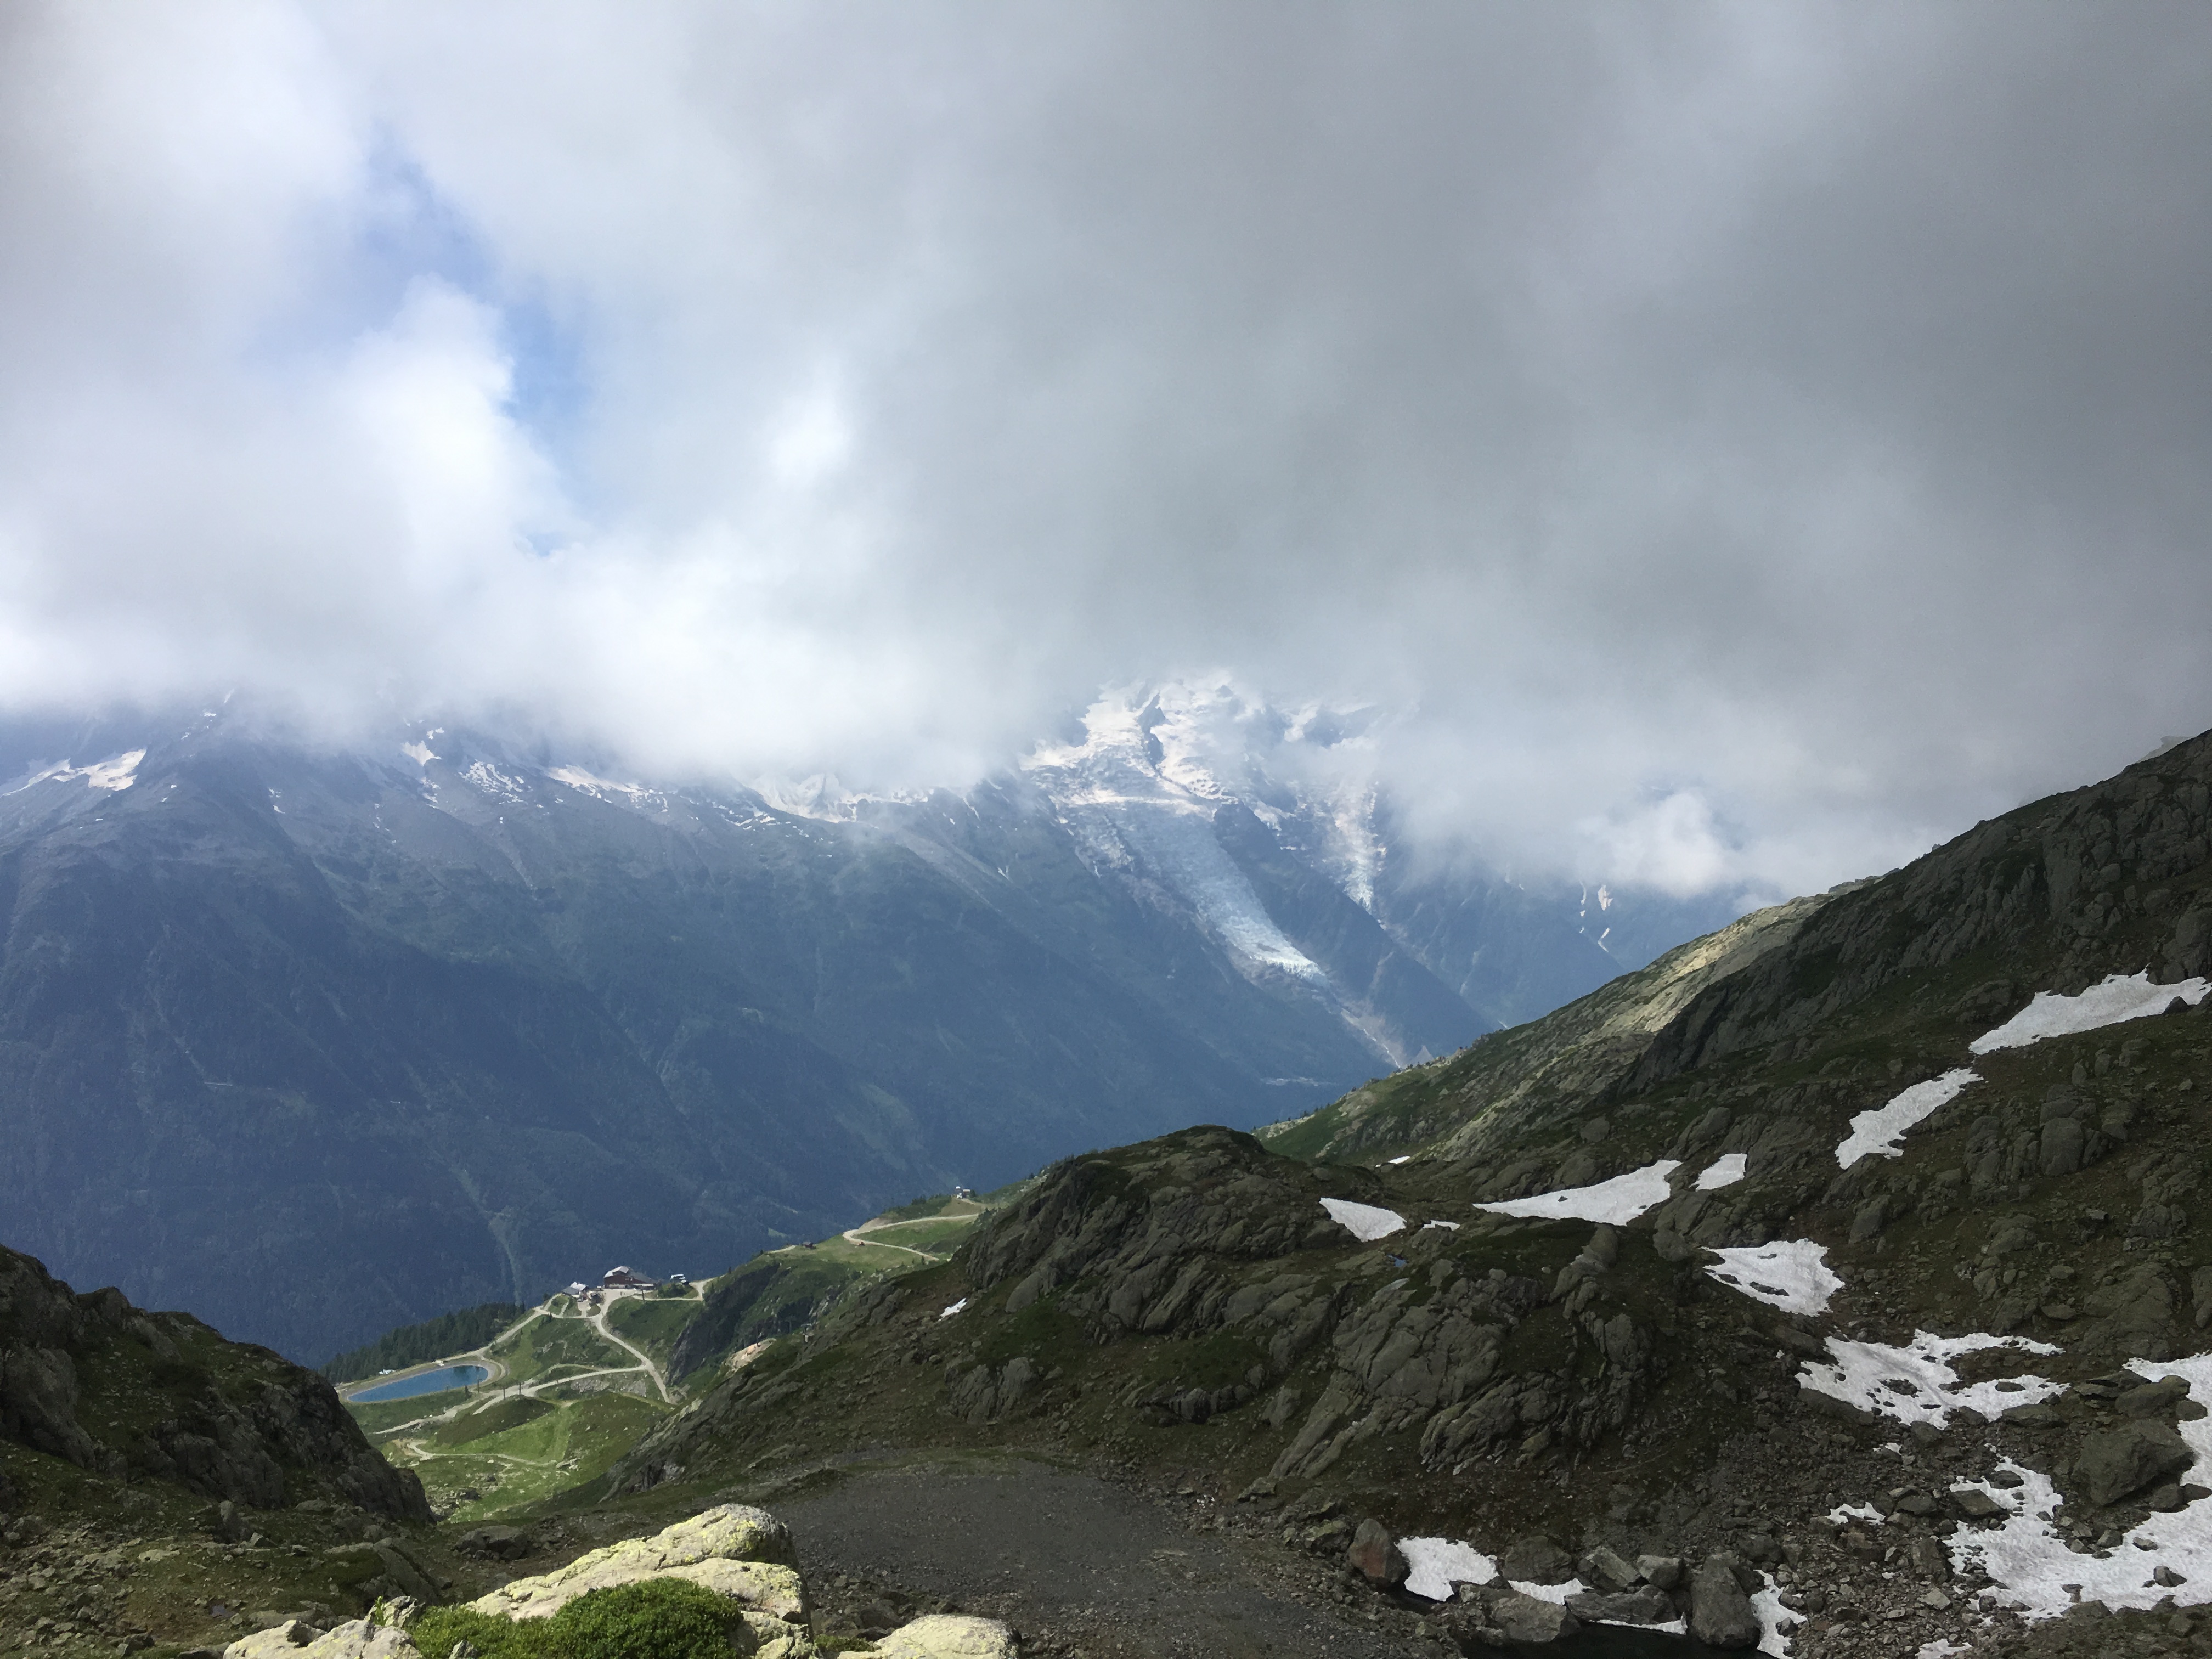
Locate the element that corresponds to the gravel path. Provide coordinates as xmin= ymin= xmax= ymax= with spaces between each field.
xmin=776 ymin=1458 xmax=1450 ymax=1658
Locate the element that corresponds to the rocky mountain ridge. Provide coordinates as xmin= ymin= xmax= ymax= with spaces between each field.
xmin=589 ymin=725 xmax=2212 ymax=1657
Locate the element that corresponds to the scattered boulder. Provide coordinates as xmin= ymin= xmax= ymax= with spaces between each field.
xmin=1953 ymin=1489 xmax=2008 ymax=1520
xmin=1499 ymin=1534 xmax=1575 ymax=1584
xmin=2075 ymin=1422 xmax=2196 ymax=1507
xmin=1489 ymin=1592 xmax=1581 ymax=1644
xmin=1346 ymin=1519 xmax=1407 ymax=1587
xmin=1576 ymin=1544 xmax=1640 ymax=1594
xmin=1635 ymin=1554 xmax=1684 ymax=1590
xmin=1566 ymin=1586 xmax=1677 ymax=1625
xmin=1689 ymin=1556 xmax=1762 ymax=1648
xmin=872 ymin=1614 xmax=1019 ymax=1658
xmin=455 ymin=1525 xmax=529 ymax=1561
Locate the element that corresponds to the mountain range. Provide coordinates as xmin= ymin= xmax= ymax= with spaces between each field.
xmin=0 ymin=684 xmax=1739 ymax=1361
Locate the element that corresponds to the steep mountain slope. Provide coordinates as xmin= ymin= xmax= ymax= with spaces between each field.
xmin=0 ymin=690 xmax=1729 ymax=1363
xmin=608 ymin=726 xmax=2212 ymax=1655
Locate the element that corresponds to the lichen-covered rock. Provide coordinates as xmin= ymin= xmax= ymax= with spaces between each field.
xmin=224 ymin=1618 xmax=421 ymax=1659
xmin=469 ymin=1504 xmax=804 ymax=1626
xmin=871 ymin=1615 xmax=1019 ymax=1658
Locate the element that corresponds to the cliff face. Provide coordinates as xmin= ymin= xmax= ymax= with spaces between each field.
xmin=0 ymin=1246 xmax=426 ymax=1519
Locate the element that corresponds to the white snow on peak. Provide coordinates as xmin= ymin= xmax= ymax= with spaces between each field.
xmin=1704 ymin=1240 xmax=1843 ymax=1316
xmin=400 ymin=741 xmax=437 ymax=767
xmin=462 ymin=761 xmax=531 ymax=803
xmin=8 ymin=749 xmax=146 ymax=794
xmin=1020 ymin=684 xmax=1336 ymax=983
xmin=549 ymin=765 xmax=660 ymax=807
xmin=1835 ymin=1068 xmax=1980 ymax=1167
xmin=1970 ymin=972 xmax=2211 ymax=1054
xmin=1798 ymin=1330 xmax=2061 ymax=1429
xmin=1695 ymin=1153 xmax=1747 ymax=1190
xmin=1474 ymin=1159 xmax=1681 ymax=1224
xmin=1319 ymin=1198 xmax=1406 ymax=1242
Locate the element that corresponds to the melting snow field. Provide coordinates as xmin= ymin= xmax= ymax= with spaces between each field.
xmin=1705 ymin=1240 xmax=1844 ymax=1316
xmin=1319 ymin=1198 xmax=1406 ymax=1242
xmin=1399 ymin=1539 xmax=1762 ymax=1650
xmin=1945 ymin=1355 xmax=2212 ymax=1621
xmin=1695 ymin=1153 xmax=1747 ymax=1190
xmin=1400 ymin=1537 xmax=1497 ymax=1600
xmin=938 ymin=1298 xmax=968 ymax=1319
xmin=1969 ymin=971 xmax=2211 ymax=1054
xmin=1798 ymin=1331 xmax=2061 ymax=1429
xmin=1474 ymin=1159 xmax=1681 ymax=1224
xmin=1834 ymin=1069 xmax=1981 ymax=1167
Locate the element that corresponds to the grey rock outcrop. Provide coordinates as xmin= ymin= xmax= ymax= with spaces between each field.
xmin=1488 ymin=1592 xmax=1581 ymax=1644
xmin=0 ymin=1246 xmax=426 ymax=1519
xmin=2074 ymin=1421 xmax=2196 ymax=1506
xmin=1688 ymin=1555 xmax=1762 ymax=1648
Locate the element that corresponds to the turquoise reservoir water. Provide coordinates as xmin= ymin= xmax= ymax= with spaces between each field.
xmin=348 ymin=1363 xmax=488 ymax=1403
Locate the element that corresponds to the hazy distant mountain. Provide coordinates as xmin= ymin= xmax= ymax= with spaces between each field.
xmin=0 ymin=689 xmax=1741 ymax=1360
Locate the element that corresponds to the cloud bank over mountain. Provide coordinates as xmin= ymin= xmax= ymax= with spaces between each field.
xmin=2 ymin=2 xmax=2208 ymax=898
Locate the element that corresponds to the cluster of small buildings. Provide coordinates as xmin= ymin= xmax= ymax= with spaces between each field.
xmin=558 ymin=1265 xmax=690 ymax=1307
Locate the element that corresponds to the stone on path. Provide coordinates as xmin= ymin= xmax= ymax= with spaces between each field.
xmin=871 ymin=1613 xmax=1019 ymax=1658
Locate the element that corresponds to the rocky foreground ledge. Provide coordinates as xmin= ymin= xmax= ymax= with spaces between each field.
xmin=220 ymin=1505 xmax=1015 ymax=1659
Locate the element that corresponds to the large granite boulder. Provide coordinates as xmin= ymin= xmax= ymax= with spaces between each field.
xmin=469 ymin=1504 xmax=808 ymax=1651
xmin=224 ymin=1620 xmax=418 ymax=1659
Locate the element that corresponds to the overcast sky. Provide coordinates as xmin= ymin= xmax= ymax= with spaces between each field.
xmin=2 ymin=2 xmax=2208 ymax=896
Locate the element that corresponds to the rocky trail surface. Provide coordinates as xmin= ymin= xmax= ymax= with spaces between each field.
xmin=775 ymin=1455 xmax=1449 ymax=1658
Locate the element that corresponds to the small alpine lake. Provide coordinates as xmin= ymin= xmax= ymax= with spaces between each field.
xmin=347 ymin=1363 xmax=489 ymax=1403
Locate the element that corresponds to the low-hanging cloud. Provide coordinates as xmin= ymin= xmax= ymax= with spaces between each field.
xmin=1 ymin=0 xmax=2208 ymax=897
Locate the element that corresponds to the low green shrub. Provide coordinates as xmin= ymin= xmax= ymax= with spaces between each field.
xmin=406 ymin=1580 xmax=741 ymax=1659
xmin=549 ymin=1579 xmax=742 ymax=1658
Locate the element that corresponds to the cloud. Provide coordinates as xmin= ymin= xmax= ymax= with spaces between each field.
xmin=1 ymin=1 xmax=2208 ymax=894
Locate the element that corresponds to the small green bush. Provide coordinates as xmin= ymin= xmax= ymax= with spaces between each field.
xmin=548 ymin=1579 xmax=741 ymax=1659
xmin=407 ymin=1604 xmax=558 ymax=1659
xmin=408 ymin=1581 xmax=741 ymax=1659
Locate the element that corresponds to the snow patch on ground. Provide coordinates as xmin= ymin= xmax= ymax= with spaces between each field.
xmin=1835 ymin=1069 xmax=1980 ymax=1167
xmin=1705 ymin=1240 xmax=1844 ymax=1316
xmin=1400 ymin=1537 xmax=1495 ymax=1601
xmin=1695 ymin=1153 xmax=1747 ymax=1190
xmin=1508 ymin=1577 xmax=1587 ymax=1606
xmin=1799 ymin=1331 xmax=2062 ymax=1428
xmin=1421 ymin=1219 xmax=1461 ymax=1231
xmin=1320 ymin=1198 xmax=1406 ymax=1242
xmin=8 ymin=749 xmax=146 ymax=793
xmin=1751 ymin=1573 xmax=1793 ymax=1656
xmin=400 ymin=741 xmax=437 ymax=767
xmin=1474 ymin=1160 xmax=1682 ymax=1224
xmin=1826 ymin=1502 xmax=1885 ymax=1525
xmin=1946 ymin=1441 xmax=2212 ymax=1620
xmin=939 ymin=1298 xmax=968 ymax=1319
xmin=1970 ymin=972 xmax=2212 ymax=1054
xmin=1387 ymin=1155 xmax=1412 ymax=1165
